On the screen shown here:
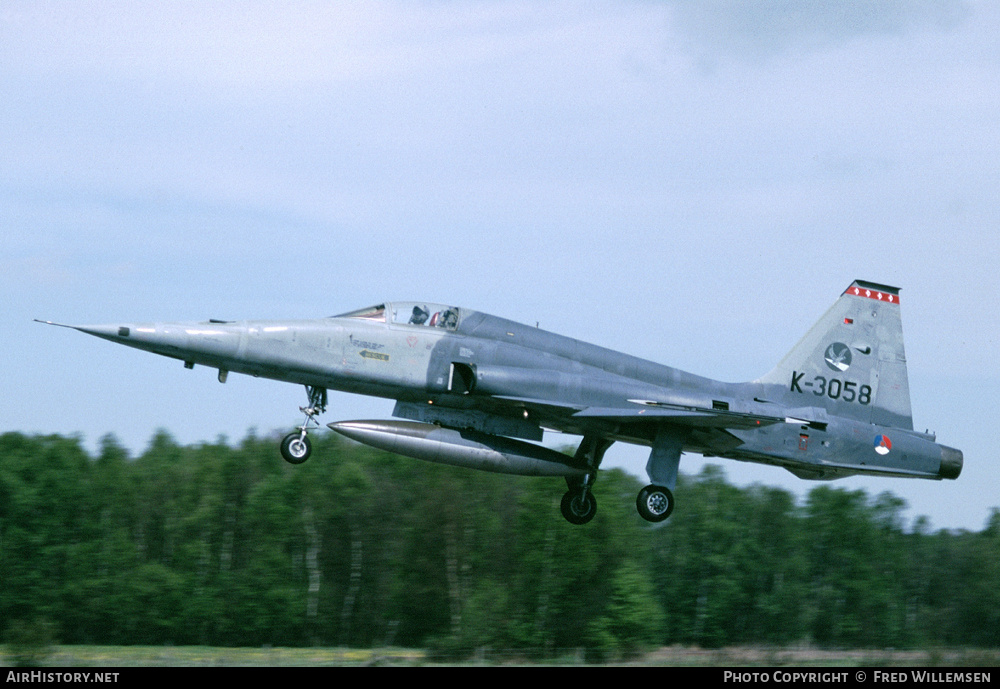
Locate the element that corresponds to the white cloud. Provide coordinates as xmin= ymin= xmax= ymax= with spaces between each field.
xmin=664 ymin=0 xmax=971 ymax=61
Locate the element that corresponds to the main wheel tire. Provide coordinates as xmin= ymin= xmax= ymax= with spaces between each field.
xmin=561 ymin=490 xmax=597 ymax=525
xmin=636 ymin=484 xmax=674 ymax=522
xmin=280 ymin=433 xmax=312 ymax=464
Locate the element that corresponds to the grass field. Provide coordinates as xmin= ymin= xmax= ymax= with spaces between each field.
xmin=4 ymin=645 xmax=999 ymax=667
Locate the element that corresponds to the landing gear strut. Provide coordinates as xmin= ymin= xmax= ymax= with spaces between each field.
xmin=280 ymin=385 xmax=327 ymax=464
xmin=561 ymin=489 xmax=597 ymax=525
xmin=635 ymin=427 xmax=684 ymax=522
xmin=560 ymin=435 xmax=614 ymax=525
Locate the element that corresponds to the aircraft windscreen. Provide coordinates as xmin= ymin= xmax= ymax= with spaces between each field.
xmin=333 ymin=304 xmax=386 ymax=321
xmin=391 ymin=302 xmax=461 ymax=330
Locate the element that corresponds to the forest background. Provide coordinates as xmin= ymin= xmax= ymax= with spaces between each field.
xmin=2 ymin=430 xmax=997 ymax=661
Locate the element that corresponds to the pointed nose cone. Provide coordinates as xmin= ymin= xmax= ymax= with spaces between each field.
xmin=34 ymin=320 xmax=133 ymax=342
xmin=39 ymin=318 xmax=244 ymax=369
xmin=73 ymin=324 xmax=136 ymax=340
xmin=37 ymin=319 xmax=189 ymax=357
xmin=67 ymin=322 xmax=188 ymax=356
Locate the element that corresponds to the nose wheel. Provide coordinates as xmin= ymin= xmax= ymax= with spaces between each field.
xmin=280 ymin=385 xmax=327 ymax=464
xmin=280 ymin=432 xmax=312 ymax=464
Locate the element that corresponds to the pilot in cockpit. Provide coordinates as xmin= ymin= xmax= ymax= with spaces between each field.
xmin=438 ymin=308 xmax=458 ymax=329
xmin=409 ymin=306 xmax=430 ymax=325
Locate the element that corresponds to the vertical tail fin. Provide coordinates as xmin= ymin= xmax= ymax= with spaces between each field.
xmin=757 ymin=280 xmax=913 ymax=430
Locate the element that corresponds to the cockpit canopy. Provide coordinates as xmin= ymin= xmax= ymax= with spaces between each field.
xmin=333 ymin=302 xmax=462 ymax=331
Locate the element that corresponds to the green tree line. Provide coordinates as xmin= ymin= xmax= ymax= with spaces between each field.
xmin=1 ymin=431 xmax=997 ymax=657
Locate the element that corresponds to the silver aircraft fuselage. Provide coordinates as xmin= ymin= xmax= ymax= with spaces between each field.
xmin=42 ymin=283 xmax=962 ymax=524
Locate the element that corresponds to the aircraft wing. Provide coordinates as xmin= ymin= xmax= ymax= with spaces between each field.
xmin=493 ymin=396 xmax=786 ymax=430
xmin=571 ymin=406 xmax=785 ymax=429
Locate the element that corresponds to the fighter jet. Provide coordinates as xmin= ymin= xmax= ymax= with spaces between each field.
xmin=39 ymin=280 xmax=962 ymax=524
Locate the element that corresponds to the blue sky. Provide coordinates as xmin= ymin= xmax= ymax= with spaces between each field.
xmin=3 ymin=1 xmax=997 ymax=531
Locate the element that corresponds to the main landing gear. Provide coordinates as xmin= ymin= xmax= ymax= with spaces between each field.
xmin=560 ymin=435 xmax=613 ymax=525
xmin=280 ymin=385 xmax=327 ymax=464
xmin=633 ymin=427 xmax=684 ymax=523
xmin=561 ymin=489 xmax=597 ymax=525
xmin=561 ymin=481 xmax=676 ymax=525
xmin=557 ymin=433 xmax=682 ymax=525
xmin=636 ymin=484 xmax=674 ymax=522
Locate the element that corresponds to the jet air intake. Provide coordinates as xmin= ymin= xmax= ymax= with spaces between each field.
xmin=329 ymin=420 xmax=587 ymax=477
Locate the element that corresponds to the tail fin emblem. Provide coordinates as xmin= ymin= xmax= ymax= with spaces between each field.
xmin=824 ymin=342 xmax=852 ymax=372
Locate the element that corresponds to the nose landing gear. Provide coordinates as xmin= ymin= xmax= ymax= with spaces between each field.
xmin=280 ymin=385 xmax=327 ymax=464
